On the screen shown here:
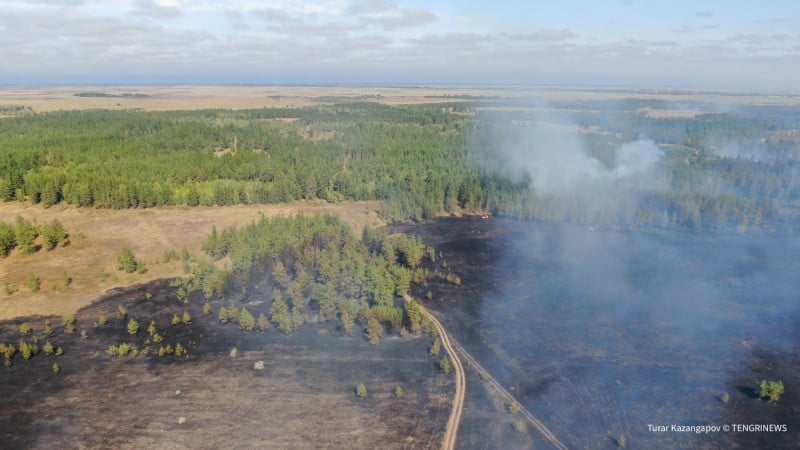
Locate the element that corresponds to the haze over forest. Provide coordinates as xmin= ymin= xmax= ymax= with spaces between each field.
xmin=1 ymin=0 xmax=799 ymax=89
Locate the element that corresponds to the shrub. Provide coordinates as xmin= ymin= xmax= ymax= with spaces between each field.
xmin=429 ymin=338 xmax=441 ymax=357
xmin=52 ymin=363 xmax=60 ymax=374
xmin=19 ymin=322 xmax=30 ymax=335
xmin=98 ymin=314 xmax=108 ymax=326
xmin=203 ymin=302 xmax=212 ymax=315
xmin=439 ymin=356 xmax=451 ymax=374
xmin=20 ymin=341 xmax=38 ymax=359
xmin=43 ymin=341 xmax=54 ymax=354
xmin=0 ymin=222 xmax=16 ymax=257
xmin=175 ymin=343 xmax=186 ymax=357
xmin=218 ymin=306 xmax=229 ymax=324
xmin=3 ymin=283 xmax=16 ymax=296
xmin=55 ymin=347 xmax=63 ymax=356
xmin=80 ymin=329 xmax=87 ymax=339
xmin=239 ymin=308 xmax=255 ymax=331
xmin=722 ymin=392 xmax=730 ymax=404
xmin=257 ymin=313 xmax=269 ymax=331
xmin=152 ymin=333 xmax=163 ymax=343
xmin=254 ymin=360 xmax=265 ymax=370
xmin=514 ymin=421 xmax=527 ymax=434
xmin=758 ymin=380 xmax=785 ymax=402
xmin=127 ymin=319 xmax=139 ymax=336
xmin=356 ymin=383 xmax=367 ymax=398
xmin=117 ymin=305 xmax=127 ymax=319
xmin=182 ymin=311 xmax=191 ymax=324
xmin=366 ymin=317 xmax=383 ymax=344
xmin=116 ymin=248 xmax=139 ymax=273
xmin=63 ymin=315 xmax=76 ymax=334
xmin=44 ymin=320 xmax=53 ymax=336
xmin=41 ymin=219 xmax=66 ymax=250
xmin=508 ymin=400 xmax=521 ymax=414
xmin=61 ymin=271 xmax=72 ymax=286
xmin=148 ymin=321 xmax=157 ymax=335
xmin=172 ymin=314 xmax=181 ymax=326
xmin=27 ymin=273 xmax=40 ymax=292
xmin=394 ymin=386 xmax=404 ymax=398
xmin=0 ymin=343 xmax=15 ymax=366
xmin=117 ymin=343 xmax=131 ymax=357
xmin=617 ymin=434 xmax=627 ymax=448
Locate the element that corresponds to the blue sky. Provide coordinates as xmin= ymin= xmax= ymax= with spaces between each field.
xmin=1 ymin=0 xmax=798 ymax=89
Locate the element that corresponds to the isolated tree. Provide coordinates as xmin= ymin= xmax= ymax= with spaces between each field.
xmin=0 ymin=222 xmax=16 ymax=257
xmin=239 ymin=308 xmax=255 ymax=332
xmin=257 ymin=312 xmax=269 ymax=331
xmin=41 ymin=219 xmax=66 ymax=250
xmin=127 ymin=319 xmax=139 ymax=336
xmin=439 ymin=356 xmax=451 ymax=374
xmin=429 ymin=338 xmax=441 ymax=357
xmin=15 ymin=216 xmax=39 ymax=254
xmin=116 ymin=248 xmax=139 ymax=273
xmin=758 ymin=380 xmax=785 ymax=402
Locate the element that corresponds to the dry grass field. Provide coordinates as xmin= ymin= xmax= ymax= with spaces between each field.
xmin=3 ymin=85 xmax=797 ymax=114
xmin=0 ymin=201 xmax=382 ymax=320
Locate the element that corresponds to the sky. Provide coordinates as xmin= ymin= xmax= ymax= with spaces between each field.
xmin=1 ymin=0 xmax=798 ymax=89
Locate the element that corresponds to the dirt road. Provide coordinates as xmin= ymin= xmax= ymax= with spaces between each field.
xmin=409 ymin=294 xmax=568 ymax=450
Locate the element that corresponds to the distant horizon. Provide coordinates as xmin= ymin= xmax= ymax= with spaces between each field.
xmin=1 ymin=81 xmax=798 ymax=96
xmin=3 ymin=1 xmax=798 ymax=92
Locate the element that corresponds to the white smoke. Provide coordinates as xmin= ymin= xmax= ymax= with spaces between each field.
xmin=496 ymin=104 xmax=666 ymax=201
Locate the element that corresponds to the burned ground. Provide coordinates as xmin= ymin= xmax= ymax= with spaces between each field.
xmin=0 ymin=279 xmax=452 ymax=449
xmin=396 ymin=216 xmax=799 ymax=449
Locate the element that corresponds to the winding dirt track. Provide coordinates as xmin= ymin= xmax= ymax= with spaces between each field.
xmin=421 ymin=302 xmax=466 ymax=450
xmin=451 ymin=340 xmax=568 ymax=450
xmin=408 ymin=295 xmax=568 ymax=450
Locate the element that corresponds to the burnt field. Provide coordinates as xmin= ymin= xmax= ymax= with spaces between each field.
xmin=0 ymin=279 xmax=453 ymax=450
xmin=397 ymin=216 xmax=800 ymax=449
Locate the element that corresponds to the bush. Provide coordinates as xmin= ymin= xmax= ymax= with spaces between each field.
xmin=439 ymin=356 xmax=451 ymax=374
xmin=43 ymin=341 xmax=54 ymax=354
xmin=394 ymin=385 xmax=404 ymax=398
xmin=171 ymin=314 xmax=181 ymax=326
xmin=514 ymin=421 xmax=527 ymax=434
xmin=19 ymin=322 xmax=31 ymax=335
xmin=508 ymin=400 xmax=521 ymax=414
xmin=116 ymin=248 xmax=139 ymax=273
xmin=182 ymin=311 xmax=191 ymax=324
xmin=127 ymin=319 xmax=140 ymax=336
xmin=0 ymin=343 xmax=16 ymax=366
xmin=257 ymin=312 xmax=269 ymax=331
xmin=117 ymin=305 xmax=127 ymax=319
xmin=52 ymin=363 xmax=60 ymax=374
xmin=758 ymin=380 xmax=785 ymax=402
xmin=239 ymin=308 xmax=255 ymax=331
xmin=41 ymin=219 xmax=66 ymax=250
xmin=0 ymin=222 xmax=16 ymax=257
xmin=98 ymin=314 xmax=108 ymax=326
xmin=63 ymin=315 xmax=76 ymax=334
xmin=203 ymin=302 xmax=212 ymax=315
xmin=61 ymin=271 xmax=72 ymax=286
xmin=429 ymin=338 xmax=441 ymax=357
xmin=356 ymin=383 xmax=367 ymax=398
xmin=27 ymin=273 xmax=40 ymax=292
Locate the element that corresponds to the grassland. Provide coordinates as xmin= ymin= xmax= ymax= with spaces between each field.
xmin=0 ymin=200 xmax=381 ymax=320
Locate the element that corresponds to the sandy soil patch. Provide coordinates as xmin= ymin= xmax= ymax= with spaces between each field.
xmin=0 ymin=201 xmax=382 ymax=320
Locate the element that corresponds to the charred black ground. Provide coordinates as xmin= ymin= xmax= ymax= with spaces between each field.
xmin=396 ymin=216 xmax=799 ymax=449
xmin=0 ymin=279 xmax=453 ymax=449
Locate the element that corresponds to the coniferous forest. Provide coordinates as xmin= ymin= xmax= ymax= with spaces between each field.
xmin=2 ymin=98 xmax=799 ymax=231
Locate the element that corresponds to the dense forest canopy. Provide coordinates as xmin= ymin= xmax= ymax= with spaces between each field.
xmin=1 ymin=98 xmax=798 ymax=232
